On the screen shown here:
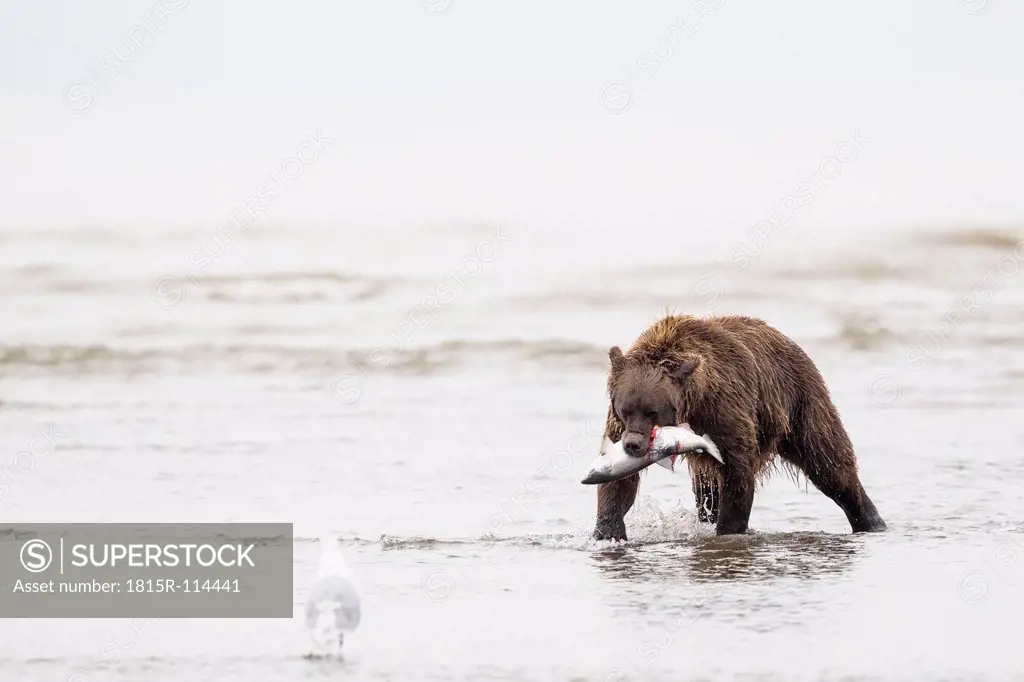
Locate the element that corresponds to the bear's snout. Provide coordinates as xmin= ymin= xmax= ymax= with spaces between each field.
xmin=622 ymin=432 xmax=647 ymax=457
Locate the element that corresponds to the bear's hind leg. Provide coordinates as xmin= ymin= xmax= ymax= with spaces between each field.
xmin=781 ymin=433 xmax=886 ymax=533
xmin=800 ymin=463 xmax=886 ymax=533
xmin=831 ymin=478 xmax=885 ymax=533
xmin=806 ymin=464 xmax=888 ymax=532
xmin=594 ymin=473 xmax=640 ymax=541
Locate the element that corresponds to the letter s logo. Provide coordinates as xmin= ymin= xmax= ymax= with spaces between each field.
xmin=21 ymin=539 xmax=53 ymax=573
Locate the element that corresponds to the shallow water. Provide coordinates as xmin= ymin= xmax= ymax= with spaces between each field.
xmin=1 ymin=222 xmax=1023 ymax=681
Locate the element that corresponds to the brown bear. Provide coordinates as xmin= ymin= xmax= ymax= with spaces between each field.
xmin=593 ymin=313 xmax=886 ymax=540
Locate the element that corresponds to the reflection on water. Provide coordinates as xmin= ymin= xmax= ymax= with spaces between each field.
xmin=686 ymin=532 xmax=864 ymax=583
xmin=590 ymin=532 xmax=864 ymax=584
xmin=589 ymin=533 xmax=868 ymax=639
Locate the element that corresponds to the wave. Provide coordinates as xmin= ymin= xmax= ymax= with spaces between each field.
xmin=0 ymin=343 xmax=336 ymax=375
xmin=197 ymin=271 xmax=383 ymax=285
xmin=0 ymin=222 xmax=303 ymax=244
xmin=509 ymin=286 xmax=776 ymax=312
xmin=770 ymin=259 xmax=909 ymax=283
xmin=925 ymin=225 xmax=1023 ymax=251
xmin=176 ymin=270 xmax=397 ymax=304
xmin=508 ymin=227 xmax=1022 ymax=307
xmin=0 ymin=338 xmax=607 ymax=375
xmin=343 ymin=338 xmax=608 ymax=374
xmin=761 ymin=225 xmax=1023 ymax=286
xmin=0 ymin=266 xmax=396 ymax=301
xmin=192 ymin=269 xmax=417 ymax=304
xmin=0 ymin=264 xmax=123 ymax=295
xmin=828 ymin=311 xmax=907 ymax=351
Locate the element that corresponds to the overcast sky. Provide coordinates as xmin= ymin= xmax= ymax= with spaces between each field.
xmin=2 ymin=0 xmax=1022 ymax=233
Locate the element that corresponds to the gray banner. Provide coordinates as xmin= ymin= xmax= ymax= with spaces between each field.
xmin=0 ymin=523 xmax=293 ymax=618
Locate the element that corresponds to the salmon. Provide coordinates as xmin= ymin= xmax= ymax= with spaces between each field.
xmin=580 ymin=424 xmax=722 ymax=485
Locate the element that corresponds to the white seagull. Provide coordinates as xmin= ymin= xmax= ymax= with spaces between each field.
xmin=304 ymin=534 xmax=362 ymax=658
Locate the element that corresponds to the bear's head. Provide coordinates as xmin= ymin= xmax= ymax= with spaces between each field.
xmin=607 ymin=345 xmax=700 ymax=458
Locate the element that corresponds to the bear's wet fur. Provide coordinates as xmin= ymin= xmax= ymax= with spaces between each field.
xmin=594 ymin=314 xmax=886 ymax=540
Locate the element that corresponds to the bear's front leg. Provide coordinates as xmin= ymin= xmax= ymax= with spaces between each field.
xmin=594 ymin=473 xmax=639 ymax=541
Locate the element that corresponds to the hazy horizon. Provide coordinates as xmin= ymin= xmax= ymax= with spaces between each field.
xmin=3 ymin=1 xmax=1023 ymax=236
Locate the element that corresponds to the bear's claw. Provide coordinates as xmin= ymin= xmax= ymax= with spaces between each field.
xmin=593 ymin=518 xmax=627 ymax=541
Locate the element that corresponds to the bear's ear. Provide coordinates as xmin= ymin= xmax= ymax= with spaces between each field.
xmin=608 ymin=346 xmax=626 ymax=372
xmin=660 ymin=355 xmax=700 ymax=382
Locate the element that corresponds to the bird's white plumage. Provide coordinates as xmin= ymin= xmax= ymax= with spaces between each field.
xmin=304 ymin=534 xmax=361 ymax=657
